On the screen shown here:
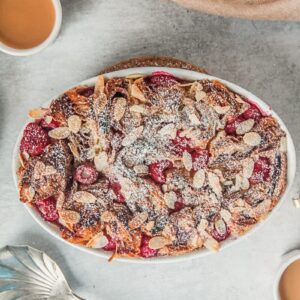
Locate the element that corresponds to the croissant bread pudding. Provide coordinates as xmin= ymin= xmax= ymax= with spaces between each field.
xmin=17 ymin=71 xmax=287 ymax=259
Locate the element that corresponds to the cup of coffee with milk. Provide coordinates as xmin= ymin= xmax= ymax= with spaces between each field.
xmin=0 ymin=0 xmax=62 ymax=56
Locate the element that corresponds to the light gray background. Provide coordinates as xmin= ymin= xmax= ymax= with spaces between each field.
xmin=0 ymin=1 xmax=299 ymax=299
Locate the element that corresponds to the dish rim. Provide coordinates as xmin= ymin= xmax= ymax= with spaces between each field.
xmin=12 ymin=66 xmax=296 ymax=264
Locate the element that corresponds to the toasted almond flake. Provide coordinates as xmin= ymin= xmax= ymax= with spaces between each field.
xmin=164 ymin=191 xmax=177 ymax=209
xmin=94 ymin=152 xmax=109 ymax=172
xmin=60 ymin=210 xmax=80 ymax=224
xmin=195 ymin=90 xmax=207 ymax=101
xmin=241 ymin=177 xmax=250 ymax=190
xmin=236 ymin=119 xmax=255 ymax=135
xmin=208 ymin=172 xmax=222 ymax=197
xmin=28 ymin=186 xmax=35 ymax=201
xmin=44 ymin=115 xmax=53 ymax=124
xmin=121 ymin=126 xmax=144 ymax=146
xmin=131 ymin=84 xmax=147 ymax=102
xmin=19 ymin=154 xmax=26 ymax=168
xmin=101 ymin=211 xmax=112 ymax=222
xmin=56 ymin=192 xmax=65 ymax=210
xmin=280 ymin=136 xmax=287 ymax=152
xmin=126 ymin=73 xmax=144 ymax=79
xmin=129 ymin=212 xmax=148 ymax=229
xmin=149 ymin=236 xmax=170 ymax=250
xmin=235 ymin=95 xmax=245 ymax=104
xmin=158 ymin=123 xmax=176 ymax=138
xmin=68 ymin=142 xmax=80 ymax=160
xmin=130 ymin=105 xmax=149 ymax=115
xmin=193 ymin=169 xmax=206 ymax=189
xmin=28 ymin=108 xmax=48 ymax=119
xmin=144 ymin=221 xmax=155 ymax=232
xmin=73 ymin=191 xmax=96 ymax=203
xmin=133 ymin=164 xmax=149 ymax=175
xmin=204 ymin=237 xmax=219 ymax=252
xmin=67 ymin=115 xmax=82 ymax=133
xmin=187 ymin=112 xmax=201 ymax=125
xmin=182 ymin=151 xmax=193 ymax=171
xmin=243 ymin=159 xmax=254 ymax=178
xmin=223 ymin=180 xmax=233 ymax=186
xmin=197 ymin=219 xmax=208 ymax=234
xmin=88 ymin=234 xmax=109 ymax=249
xmin=95 ymin=75 xmax=105 ymax=96
xmin=118 ymin=176 xmax=133 ymax=200
xmin=94 ymin=93 xmax=108 ymax=113
xmin=44 ymin=165 xmax=57 ymax=176
xmin=243 ymin=132 xmax=261 ymax=146
xmin=48 ymin=127 xmax=70 ymax=139
xmin=113 ymin=98 xmax=127 ymax=121
xmin=182 ymin=97 xmax=194 ymax=106
xmin=214 ymin=105 xmax=230 ymax=115
xmin=22 ymin=151 xmax=30 ymax=161
xmin=220 ymin=209 xmax=232 ymax=222
xmin=293 ymin=198 xmax=300 ymax=208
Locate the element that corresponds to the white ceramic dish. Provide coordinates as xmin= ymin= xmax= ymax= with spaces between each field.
xmin=12 ymin=67 xmax=296 ymax=263
xmin=0 ymin=0 xmax=62 ymax=56
xmin=273 ymin=249 xmax=300 ymax=300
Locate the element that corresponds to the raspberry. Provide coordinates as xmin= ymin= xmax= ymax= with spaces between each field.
xmin=110 ymin=181 xmax=125 ymax=203
xmin=102 ymin=235 xmax=117 ymax=251
xmin=35 ymin=197 xmax=59 ymax=222
xmin=20 ymin=122 xmax=50 ymax=156
xmin=249 ymin=157 xmax=271 ymax=185
xmin=149 ymin=160 xmax=173 ymax=184
xmin=191 ymin=150 xmax=209 ymax=171
xmin=242 ymin=105 xmax=262 ymax=121
xmin=146 ymin=72 xmax=178 ymax=88
xmin=75 ymin=163 xmax=98 ymax=185
xmin=140 ymin=235 xmax=158 ymax=258
xmin=170 ymin=131 xmax=191 ymax=155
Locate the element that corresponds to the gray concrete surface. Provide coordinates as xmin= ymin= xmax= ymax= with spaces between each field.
xmin=0 ymin=1 xmax=299 ymax=299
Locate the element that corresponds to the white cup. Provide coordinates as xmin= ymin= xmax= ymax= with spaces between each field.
xmin=273 ymin=250 xmax=300 ymax=300
xmin=0 ymin=0 xmax=62 ymax=56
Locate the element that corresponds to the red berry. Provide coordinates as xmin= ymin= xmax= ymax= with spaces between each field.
xmin=40 ymin=117 xmax=61 ymax=129
xmin=249 ymin=157 xmax=271 ymax=185
xmin=174 ymin=201 xmax=184 ymax=212
xmin=77 ymin=86 xmax=95 ymax=97
xmin=212 ymin=219 xmax=230 ymax=242
xmin=110 ymin=181 xmax=125 ymax=203
xmin=170 ymin=131 xmax=191 ymax=155
xmin=102 ymin=235 xmax=117 ymax=251
xmin=20 ymin=122 xmax=50 ymax=156
xmin=35 ymin=197 xmax=59 ymax=222
xmin=140 ymin=235 xmax=158 ymax=258
xmin=149 ymin=160 xmax=173 ymax=184
xmin=224 ymin=116 xmax=244 ymax=135
xmin=75 ymin=163 xmax=98 ymax=185
xmin=242 ymin=105 xmax=262 ymax=121
xmin=147 ymin=73 xmax=178 ymax=88
xmin=191 ymin=150 xmax=209 ymax=171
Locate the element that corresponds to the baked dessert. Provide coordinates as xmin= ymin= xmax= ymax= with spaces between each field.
xmin=17 ymin=71 xmax=287 ymax=259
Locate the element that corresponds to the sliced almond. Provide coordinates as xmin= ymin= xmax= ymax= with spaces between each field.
xmin=56 ymin=192 xmax=65 ymax=210
xmin=67 ymin=115 xmax=82 ymax=133
xmin=195 ymin=90 xmax=207 ymax=101
xmin=22 ymin=151 xmax=30 ymax=161
xmin=214 ymin=105 xmax=230 ymax=115
xmin=280 ymin=136 xmax=287 ymax=152
xmin=243 ymin=132 xmax=261 ymax=146
xmin=126 ymin=73 xmax=144 ymax=79
xmin=204 ymin=237 xmax=219 ymax=252
xmin=182 ymin=151 xmax=193 ymax=171
xmin=26 ymin=186 xmax=35 ymax=202
xmin=149 ymin=236 xmax=170 ymax=250
xmin=44 ymin=115 xmax=53 ymax=124
xmin=73 ymin=191 xmax=96 ymax=203
xmin=243 ymin=159 xmax=254 ymax=178
xmin=187 ymin=112 xmax=201 ymax=125
xmin=197 ymin=219 xmax=208 ymax=234
xmin=236 ymin=119 xmax=255 ymax=135
xmin=87 ymin=233 xmax=109 ymax=248
xmin=48 ymin=127 xmax=70 ymax=140
xmin=94 ymin=152 xmax=109 ymax=172
xmin=121 ymin=126 xmax=144 ymax=147
xmin=94 ymin=75 xmax=105 ymax=96
xmin=193 ymin=169 xmax=206 ymax=189
xmin=207 ymin=172 xmax=222 ymax=197
xmin=158 ymin=123 xmax=176 ymax=139
xmin=130 ymin=105 xmax=149 ymax=115
xmin=118 ymin=176 xmax=132 ymax=200
xmin=28 ymin=108 xmax=48 ymax=119
xmin=60 ymin=210 xmax=80 ymax=225
xmin=220 ymin=209 xmax=232 ymax=222
xmin=113 ymin=98 xmax=127 ymax=121
xmin=164 ymin=191 xmax=177 ymax=209
xmin=131 ymin=84 xmax=147 ymax=102
xmin=68 ymin=142 xmax=80 ymax=160
xmin=182 ymin=97 xmax=194 ymax=106
xmin=241 ymin=177 xmax=250 ymax=190
xmin=129 ymin=212 xmax=148 ymax=229
xmin=133 ymin=164 xmax=149 ymax=175
xmin=44 ymin=165 xmax=57 ymax=176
